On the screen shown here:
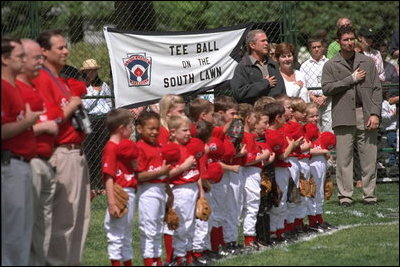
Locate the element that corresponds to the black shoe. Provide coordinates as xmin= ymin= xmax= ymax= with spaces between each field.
xmin=339 ymin=202 xmax=351 ymax=207
xmin=364 ymin=200 xmax=377 ymax=205
xmin=308 ymin=223 xmax=325 ymax=233
xmin=202 ymin=250 xmax=222 ymax=261
xmin=168 ymin=258 xmax=186 ymax=266
xmin=319 ymin=222 xmax=337 ymax=230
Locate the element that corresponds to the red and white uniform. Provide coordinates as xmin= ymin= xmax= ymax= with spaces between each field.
xmin=102 ymin=140 xmax=137 ymax=262
xmin=136 ymin=139 xmax=169 ymax=260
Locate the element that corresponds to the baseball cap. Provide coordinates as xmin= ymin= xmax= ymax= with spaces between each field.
xmin=318 ymin=131 xmax=336 ymax=150
xmin=283 ymin=121 xmax=304 ymax=141
xmin=117 ymin=139 xmax=138 ymax=172
xmin=358 ymin=27 xmax=374 ymax=38
xmin=265 ymin=129 xmax=287 ymax=155
xmin=304 ymin=123 xmax=320 ymax=142
xmin=186 ymin=137 xmax=205 ymax=159
xmin=203 ymin=162 xmax=223 ymax=184
xmin=207 ymin=137 xmax=225 ymax=162
xmin=161 ymin=142 xmax=181 ymax=164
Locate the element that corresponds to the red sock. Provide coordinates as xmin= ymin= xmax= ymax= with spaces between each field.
xmin=276 ymin=228 xmax=284 ymax=238
xmin=192 ymin=251 xmax=203 ymax=259
xmin=175 ymin=257 xmax=184 ymax=265
xmin=295 ymin=218 xmax=304 ymax=229
xmin=123 ymin=259 xmax=132 ymax=266
xmin=244 ymin=236 xmax=256 ymax=246
xmin=210 ymin=227 xmax=220 ymax=251
xmin=164 ymin=234 xmax=174 ymax=263
xmin=308 ymin=215 xmax=316 ymax=227
xmin=316 ymin=214 xmax=324 ymax=224
xmin=111 ymin=259 xmax=121 ymax=266
xmin=152 ymin=258 xmax=162 ymax=266
xmin=143 ymin=258 xmax=153 ymax=266
xmin=186 ymin=251 xmax=193 ymax=264
xmin=218 ymin=226 xmax=225 ymax=247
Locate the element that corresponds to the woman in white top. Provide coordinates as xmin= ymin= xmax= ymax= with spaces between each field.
xmin=275 ymin=43 xmax=310 ymax=103
xmin=80 ymin=59 xmax=113 ymax=116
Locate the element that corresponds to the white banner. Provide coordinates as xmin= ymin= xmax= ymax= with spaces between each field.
xmin=103 ymin=24 xmax=251 ymax=108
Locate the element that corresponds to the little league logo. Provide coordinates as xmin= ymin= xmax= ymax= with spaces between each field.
xmin=123 ymin=53 xmax=152 ymax=86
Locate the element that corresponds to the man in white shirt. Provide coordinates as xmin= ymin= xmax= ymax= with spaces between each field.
xmin=300 ymin=37 xmax=332 ymax=132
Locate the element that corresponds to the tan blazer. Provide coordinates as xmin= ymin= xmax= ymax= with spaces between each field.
xmin=321 ymin=52 xmax=382 ymax=128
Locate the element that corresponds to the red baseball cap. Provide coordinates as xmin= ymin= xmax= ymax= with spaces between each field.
xmin=161 ymin=142 xmax=181 ymax=164
xmin=304 ymin=123 xmax=320 ymax=142
xmin=203 ymin=162 xmax=223 ymax=184
xmin=318 ymin=131 xmax=336 ymax=150
xmin=117 ymin=139 xmax=138 ymax=172
xmin=283 ymin=121 xmax=304 ymax=141
xmin=207 ymin=137 xmax=225 ymax=162
xmin=265 ymin=129 xmax=287 ymax=155
xmin=186 ymin=137 xmax=205 ymax=159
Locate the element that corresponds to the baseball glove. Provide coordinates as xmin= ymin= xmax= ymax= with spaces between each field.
xmin=113 ymin=183 xmax=129 ymax=218
xmin=324 ymin=176 xmax=334 ymax=200
xmin=164 ymin=206 xmax=180 ymax=230
xmin=287 ymin=177 xmax=301 ymax=203
xmin=298 ymin=173 xmax=310 ymax=197
xmin=309 ymin=176 xmax=316 ymax=198
xmin=196 ymin=197 xmax=211 ymax=221
xmin=260 ymin=172 xmax=273 ymax=197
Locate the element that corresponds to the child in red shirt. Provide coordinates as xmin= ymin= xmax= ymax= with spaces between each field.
xmin=102 ymin=108 xmax=138 ymax=266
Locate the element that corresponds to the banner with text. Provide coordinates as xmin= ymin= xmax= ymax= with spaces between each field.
xmin=104 ymin=24 xmax=251 ymax=108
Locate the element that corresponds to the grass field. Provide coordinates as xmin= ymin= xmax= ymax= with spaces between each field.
xmin=83 ymin=182 xmax=399 ymax=266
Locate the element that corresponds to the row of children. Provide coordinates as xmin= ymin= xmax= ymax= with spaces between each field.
xmin=101 ymin=93 xmax=336 ymax=266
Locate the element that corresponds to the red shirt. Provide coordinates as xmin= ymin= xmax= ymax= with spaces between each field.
xmin=283 ymin=121 xmax=304 ymax=157
xmin=136 ymin=139 xmax=169 ymax=184
xmin=265 ymin=128 xmax=291 ymax=168
xmin=102 ymin=141 xmax=138 ymax=188
xmin=32 ymin=69 xmax=85 ymax=145
xmin=1 ymin=79 xmax=36 ymax=159
xmin=242 ymin=131 xmax=262 ymax=168
xmin=157 ymin=126 xmax=170 ymax=146
xmin=169 ymin=143 xmax=201 ymax=185
xmin=17 ymin=80 xmax=58 ymax=158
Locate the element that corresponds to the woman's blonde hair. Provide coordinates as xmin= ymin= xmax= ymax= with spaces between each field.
xmin=158 ymin=94 xmax=185 ymax=128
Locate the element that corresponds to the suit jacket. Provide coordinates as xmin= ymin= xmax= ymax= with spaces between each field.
xmin=321 ymin=52 xmax=382 ymax=128
xmin=231 ymin=54 xmax=286 ymax=104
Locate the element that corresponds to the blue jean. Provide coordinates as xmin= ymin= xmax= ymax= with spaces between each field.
xmin=385 ymin=130 xmax=398 ymax=166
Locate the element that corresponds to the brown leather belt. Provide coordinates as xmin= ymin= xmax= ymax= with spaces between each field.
xmin=58 ymin=144 xmax=82 ymax=150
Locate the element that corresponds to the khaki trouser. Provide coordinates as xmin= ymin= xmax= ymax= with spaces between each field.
xmin=46 ymin=147 xmax=91 ymax=266
xmin=30 ymin=158 xmax=56 ymax=266
xmin=334 ymin=108 xmax=378 ymax=204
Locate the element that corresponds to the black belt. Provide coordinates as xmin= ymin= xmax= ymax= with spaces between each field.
xmin=11 ymin=154 xmax=30 ymax=163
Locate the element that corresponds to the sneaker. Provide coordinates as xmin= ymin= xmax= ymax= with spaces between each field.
xmin=202 ymin=250 xmax=222 ymax=261
xmin=308 ymin=223 xmax=325 ymax=233
xmin=168 ymin=258 xmax=185 ymax=266
xmin=319 ymin=222 xmax=337 ymax=230
xmin=339 ymin=201 xmax=352 ymax=207
xmin=242 ymin=242 xmax=259 ymax=254
xmin=192 ymin=255 xmax=210 ymax=266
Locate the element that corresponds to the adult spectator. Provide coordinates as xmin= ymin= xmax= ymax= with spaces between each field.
xmin=16 ymin=39 xmax=60 ymax=266
xmin=231 ymin=29 xmax=286 ymax=104
xmin=33 ymin=29 xmax=91 ymax=265
xmin=80 ymin=58 xmax=112 ymax=115
xmin=358 ymin=27 xmax=386 ymax=81
xmin=1 ymin=37 xmax=41 ymax=266
xmin=326 ymin=17 xmax=352 ymax=59
xmin=79 ymin=59 xmax=112 ymax=191
xmin=276 ymin=42 xmax=310 ymax=102
xmin=379 ymin=43 xmax=399 ymax=84
xmin=322 ymin=25 xmax=382 ymax=207
xmin=300 ymin=37 xmax=332 ymax=132
xmin=388 ymin=28 xmax=399 ymax=59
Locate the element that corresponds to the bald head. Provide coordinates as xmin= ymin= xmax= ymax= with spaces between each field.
xmin=19 ymin=38 xmax=45 ymax=80
xmin=336 ymin=17 xmax=352 ymax=29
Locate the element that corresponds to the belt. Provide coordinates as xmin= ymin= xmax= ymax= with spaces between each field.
xmin=11 ymin=154 xmax=30 ymax=163
xmin=58 ymin=144 xmax=82 ymax=150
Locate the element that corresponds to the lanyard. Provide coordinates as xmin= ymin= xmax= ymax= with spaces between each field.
xmin=42 ymin=66 xmax=72 ymax=98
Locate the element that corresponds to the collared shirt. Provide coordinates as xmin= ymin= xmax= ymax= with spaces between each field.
xmin=363 ymin=48 xmax=386 ymax=81
xmin=300 ymin=56 xmax=329 ymax=96
xmin=249 ymin=55 xmax=269 ymax=77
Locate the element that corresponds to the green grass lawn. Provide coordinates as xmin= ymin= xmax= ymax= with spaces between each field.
xmin=83 ymin=182 xmax=399 ymax=266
